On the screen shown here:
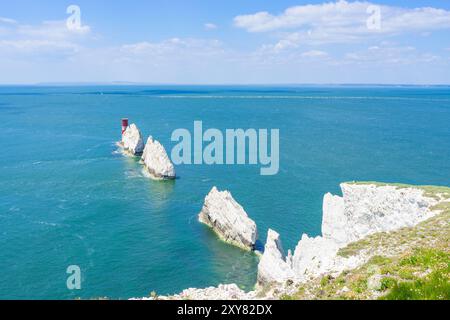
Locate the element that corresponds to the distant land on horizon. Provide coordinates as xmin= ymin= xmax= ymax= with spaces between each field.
xmin=1 ymin=82 xmax=450 ymax=88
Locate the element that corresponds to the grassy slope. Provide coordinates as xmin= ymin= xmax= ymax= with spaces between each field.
xmin=282 ymin=182 xmax=450 ymax=300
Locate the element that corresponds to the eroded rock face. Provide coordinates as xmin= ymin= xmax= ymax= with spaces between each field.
xmin=121 ymin=123 xmax=145 ymax=156
xmin=322 ymin=193 xmax=347 ymax=245
xmin=257 ymin=183 xmax=438 ymax=286
xmin=324 ymin=183 xmax=436 ymax=244
xmin=141 ymin=136 xmax=176 ymax=180
xmin=291 ymin=235 xmax=343 ymax=281
xmin=257 ymin=229 xmax=294 ymax=286
xmin=199 ymin=187 xmax=257 ymax=251
xmin=134 ymin=182 xmax=443 ymax=300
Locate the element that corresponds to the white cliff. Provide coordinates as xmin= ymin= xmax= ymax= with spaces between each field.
xmin=141 ymin=136 xmax=176 ymax=180
xmin=136 ymin=182 xmax=446 ymax=300
xmin=257 ymin=182 xmax=439 ymax=285
xmin=257 ymin=229 xmax=294 ymax=286
xmin=322 ymin=183 xmax=436 ymax=245
xmin=120 ymin=123 xmax=145 ymax=156
xmin=199 ymin=187 xmax=258 ymax=251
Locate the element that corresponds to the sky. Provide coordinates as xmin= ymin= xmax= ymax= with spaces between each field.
xmin=1 ymin=0 xmax=450 ymax=84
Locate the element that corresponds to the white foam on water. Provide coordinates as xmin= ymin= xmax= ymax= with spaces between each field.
xmin=155 ymin=95 xmax=450 ymax=102
xmin=34 ymin=221 xmax=59 ymax=227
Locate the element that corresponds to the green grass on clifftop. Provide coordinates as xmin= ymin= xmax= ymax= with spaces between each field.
xmin=380 ymin=250 xmax=449 ymax=300
xmin=346 ymin=181 xmax=450 ymax=200
xmin=282 ymin=182 xmax=450 ymax=301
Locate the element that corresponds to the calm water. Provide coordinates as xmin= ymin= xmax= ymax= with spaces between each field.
xmin=0 ymin=85 xmax=449 ymax=299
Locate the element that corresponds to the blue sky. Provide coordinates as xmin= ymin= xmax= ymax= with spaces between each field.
xmin=1 ymin=0 xmax=450 ymax=84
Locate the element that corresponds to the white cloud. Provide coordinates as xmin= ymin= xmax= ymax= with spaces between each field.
xmin=204 ymin=23 xmax=218 ymax=30
xmin=234 ymin=0 xmax=450 ymax=46
xmin=0 ymin=39 xmax=79 ymax=52
xmin=0 ymin=17 xmax=17 ymax=36
xmin=301 ymin=50 xmax=328 ymax=58
xmin=0 ymin=10 xmax=448 ymax=84
xmin=120 ymin=38 xmax=224 ymax=59
xmin=0 ymin=19 xmax=91 ymax=57
xmin=0 ymin=17 xmax=17 ymax=24
xmin=17 ymin=20 xmax=91 ymax=40
xmin=343 ymin=44 xmax=442 ymax=65
xmin=234 ymin=1 xmax=368 ymax=33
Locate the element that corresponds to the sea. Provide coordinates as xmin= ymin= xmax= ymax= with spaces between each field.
xmin=0 ymin=85 xmax=449 ymax=299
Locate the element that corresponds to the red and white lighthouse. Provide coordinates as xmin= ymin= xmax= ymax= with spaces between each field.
xmin=121 ymin=118 xmax=129 ymax=135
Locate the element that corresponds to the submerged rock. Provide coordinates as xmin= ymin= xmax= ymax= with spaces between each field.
xmin=141 ymin=136 xmax=176 ymax=180
xmin=199 ymin=187 xmax=258 ymax=251
xmin=120 ymin=123 xmax=145 ymax=156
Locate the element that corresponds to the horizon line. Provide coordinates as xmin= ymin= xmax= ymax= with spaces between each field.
xmin=1 ymin=82 xmax=450 ymax=87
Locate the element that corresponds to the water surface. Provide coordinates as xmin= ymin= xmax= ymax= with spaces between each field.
xmin=0 ymin=85 xmax=449 ymax=299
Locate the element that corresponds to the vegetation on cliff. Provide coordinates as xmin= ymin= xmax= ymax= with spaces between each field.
xmin=281 ymin=183 xmax=450 ymax=300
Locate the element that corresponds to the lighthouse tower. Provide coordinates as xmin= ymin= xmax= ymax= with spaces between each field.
xmin=121 ymin=118 xmax=129 ymax=135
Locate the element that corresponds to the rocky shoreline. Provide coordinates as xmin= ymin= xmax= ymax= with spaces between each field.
xmin=136 ymin=182 xmax=449 ymax=300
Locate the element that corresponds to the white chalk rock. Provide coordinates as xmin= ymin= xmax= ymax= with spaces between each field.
xmin=322 ymin=193 xmax=347 ymax=245
xmin=322 ymin=183 xmax=436 ymax=245
xmin=256 ymin=182 xmax=439 ymax=286
xmin=257 ymin=229 xmax=294 ymax=285
xmin=290 ymin=183 xmax=438 ymax=281
xmin=199 ymin=187 xmax=257 ymax=251
xmin=146 ymin=182 xmax=443 ymax=298
xmin=336 ymin=183 xmax=435 ymax=242
xmin=121 ymin=123 xmax=144 ymax=156
xmin=141 ymin=136 xmax=176 ymax=179
xmin=162 ymin=284 xmax=255 ymax=300
xmin=291 ymin=234 xmax=340 ymax=281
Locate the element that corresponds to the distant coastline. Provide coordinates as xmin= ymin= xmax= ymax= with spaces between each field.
xmin=1 ymin=83 xmax=450 ymax=87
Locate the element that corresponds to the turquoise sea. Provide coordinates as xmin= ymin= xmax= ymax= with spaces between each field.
xmin=0 ymin=85 xmax=449 ymax=299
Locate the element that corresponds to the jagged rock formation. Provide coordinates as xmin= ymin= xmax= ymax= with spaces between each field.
xmin=141 ymin=136 xmax=176 ymax=180
xmin=120 ymin=123 xmax=145 ymax=156
xmin=136 ymin=182 xmax=448 ymax=300
xmin=199 ymin=187 xmax=258 ymax=251
xmin=257 ymin=229 xmax=294 ymax=286
xmin=257 ymin=182 xmax=440 ymax=285
xmin=322 ymin=183 xmax=436 ymax=245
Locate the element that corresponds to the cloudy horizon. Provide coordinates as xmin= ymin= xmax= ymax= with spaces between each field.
xmin=1 ymin=0 xmax=450 ymax=85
